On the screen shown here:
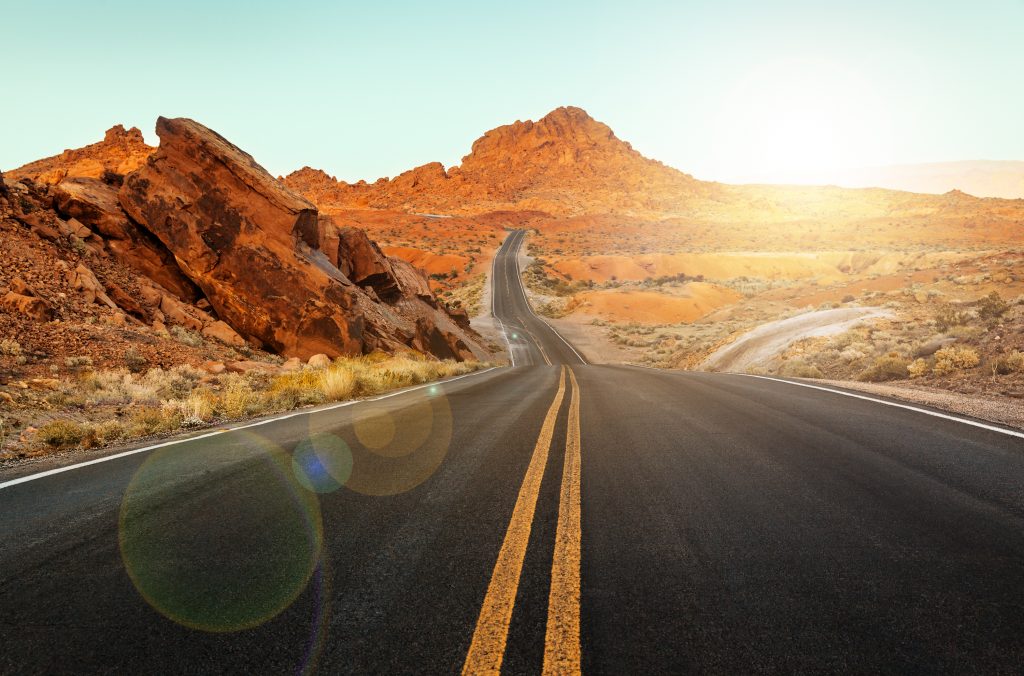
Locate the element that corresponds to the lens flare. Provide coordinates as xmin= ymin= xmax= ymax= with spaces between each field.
xmin=292 ymin=433 xmax=353 ymax=494
xmin=353 ymin=407 xmax=397 ymax=451
xmin=345 ymin=394 xmax=453 ymax=496
xmin=119 ymin=431 xmax=323 ymax=632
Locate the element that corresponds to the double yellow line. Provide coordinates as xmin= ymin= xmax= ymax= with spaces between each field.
xmin=462 ymin=366 xmax=583 ymax=675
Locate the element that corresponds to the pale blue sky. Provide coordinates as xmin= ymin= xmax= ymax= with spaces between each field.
xmin=2 ymin=0 xmax=1022 ymax=183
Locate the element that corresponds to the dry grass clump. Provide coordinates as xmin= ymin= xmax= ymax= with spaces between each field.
xmin=857 ymin=355 xmax=910 ymax=382
xmin=0 ymin=339 xmax=22 ymax=356
xmin=25 ymin=354 xmax=487 ymax=455
xmin=932 ymin=346 xmax=980 ymax=376
xmin=778 ymin=359 xmax=823 ymax=379
xmin=36 ymin=420 xmax=89 ymax=448
xmin=319 ymin=368 xmax=357 ymax=401
xmin=908 ymin=358 xmax=930 ymax=378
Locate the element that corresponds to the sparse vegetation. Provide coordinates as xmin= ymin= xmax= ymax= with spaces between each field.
xmin=977 ymin=291 xmax=1009 ymax=322
xmin=0 ymin=339 xmax=22 ymax=356
xmin=932 ymin=346 xmax=980 ymax=376
xmin=170 ymin=325 xmax=204 ymax=347
xmin=857 ymin=355 xmax=910 ymax=382
xmin=934 ymin=304 xmax=970 ymax=331
xmin=12 ymin=354 xmax=488 ymax=457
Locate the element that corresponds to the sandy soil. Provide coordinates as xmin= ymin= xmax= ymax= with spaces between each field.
xmin=702 ymin=307 xmax=893 ymax=372
xmin=546 ymin=315 xmax=642 ymax=365
xmin=573 ymin=284 xmax=742 ymax=324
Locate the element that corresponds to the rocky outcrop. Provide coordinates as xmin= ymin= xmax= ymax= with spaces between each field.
xmin=283 ymin=106 xmax=712 ymax=217
xmin=52 ymin=176 xmax=200 ymax=301
xmin=2 ymin=277 xmax=54 ymax=321
xmin=8 ymin=125 xmax=154 ymax=185
xmin=318 ymin=217 xmax=400 ymax=300
xmin=120 ymin=117 xmax=484 ymax=361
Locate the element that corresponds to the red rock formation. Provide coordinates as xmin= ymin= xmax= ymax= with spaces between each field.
xmin=8 ymin=125 xmax=154 ymax=185
xmin=283 ymin=106 xmax=712 ymax=216
xmin=52 ymin=177 xmax=200 ymax=301
xmin=120 ymin=117 xmax=483 ymax=361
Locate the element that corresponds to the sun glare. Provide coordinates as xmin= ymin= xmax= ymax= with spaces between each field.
xmin=712 ymin=59 xmax=893 ymax=184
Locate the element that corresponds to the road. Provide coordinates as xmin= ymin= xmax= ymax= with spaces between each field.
xmin=2 ymin=230 xmax=1024 ymax=674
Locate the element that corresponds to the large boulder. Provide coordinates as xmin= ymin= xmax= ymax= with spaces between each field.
xmin=119 ymin=117 xmax=488 ymax=362
xmin=52 ymin=176 xmax=200 ymax=302
xmin=119 ymin=117 xmax=367 ymax=359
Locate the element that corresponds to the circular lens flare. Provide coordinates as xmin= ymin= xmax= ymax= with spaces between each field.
xmin=119 ymin=431 xmax=323 ymax=632
xmin=292 ymin=433 xmax=353 ymax=494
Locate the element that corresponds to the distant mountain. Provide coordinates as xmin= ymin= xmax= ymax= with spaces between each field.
xmin=7 ymin=125 xmax=154 ymax=185
xmin=820 ymin=161 xmax=1024 ymax=199
xmin=283 ymin=107 xmax=714 ymax=217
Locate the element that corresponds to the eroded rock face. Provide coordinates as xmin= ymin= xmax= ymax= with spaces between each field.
xmin=318 ymin=217 xmax=400 ymax=300
xmin=120 ymin=117 xmax=485 ymax=361
xmin=52 ymin=176 xmax=200 ymax=301
xmin=120 ymin=117 xmax=357 ymax=358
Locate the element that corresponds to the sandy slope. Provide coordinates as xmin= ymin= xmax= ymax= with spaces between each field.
xmin=702 ymin=307 xmax=892 ymax=372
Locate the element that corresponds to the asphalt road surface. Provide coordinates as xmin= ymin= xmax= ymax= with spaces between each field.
xmin=2 ymin=230 xmax=1023 ymax=674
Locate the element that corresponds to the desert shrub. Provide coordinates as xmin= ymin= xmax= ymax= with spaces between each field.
xmin=907 ymin=358 xmax=930 ymax=379
xmin=933 ymin=346 xmax=980 ymax=375
xmin=171 ymin=389 xmax=218 ymax=426
xmin=142 ymin=366 xmax=200 ymax=400
xmin=991 ymin=350 xmax=1024 ymax=375
xmin=269 ymin=370 xmax=325 ymax=409
xmin=65 ymin=356 xmax=93 ymax=368
xmin=170 ymin=325 xmax=204 ymax=347
xmin=36 ymin=420 xmax=88 ymax=448
xmin=0 ymin=339 xmax=22 ymax=356
xmin=857 ymin=355 xmax=909 ymax=382
xmin=934 ymin=304 xmax=970 ymax=331
xmin=319 ymin=367 xmax=356 ymax=401
xmin=218 ymin=376 xmax=261 ymax=418
xmin=977 ymin=291 xmax=1010 ymax=322
xmin=778 ymin=359 xmax=823 ymax=379
xmin=126 ymin=406 xmax=182 ymax=437
xmin=124 ymin=349 xmax=149 ymax=373
xmin=90 ymin=419 xmax=125 ymax=445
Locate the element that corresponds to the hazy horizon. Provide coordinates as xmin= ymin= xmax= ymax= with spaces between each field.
xmin=3 ymin=0 xmax=1023 ymax=185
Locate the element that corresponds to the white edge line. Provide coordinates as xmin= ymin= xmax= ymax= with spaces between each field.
xmin=736 ymin=373 xmax=1024 ymax=440
xmin=511 ymin=230 xmax=589 ymax=365
xmin=0 ymin=366 xmax=501 ymax=491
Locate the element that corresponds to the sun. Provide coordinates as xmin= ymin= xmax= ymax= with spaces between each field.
xmin=712 ymin=58 xmax=893 ymax=184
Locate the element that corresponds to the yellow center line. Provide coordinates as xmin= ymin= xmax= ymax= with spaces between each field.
xmin=463 ymin=367 xmax=567 ymax=675
xmin=543 ymin=367 xmax=583 ymax=675
xmin=519 ymin=321 xmax=553 ymax=366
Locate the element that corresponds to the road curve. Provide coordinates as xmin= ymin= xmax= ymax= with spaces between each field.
xmin=1 ymin=230 xmax=1023 ymax=674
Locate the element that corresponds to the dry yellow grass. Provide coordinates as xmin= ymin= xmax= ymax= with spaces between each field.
xmin=20 ymin=354 xmax=489 ymax=455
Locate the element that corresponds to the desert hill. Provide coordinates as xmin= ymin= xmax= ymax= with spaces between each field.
xmin=283 ymin=107 xmax=1024 ymax=241
xmin=807 ymin=160 xmax=1024 ymax=200
xmin=283 ymin=106 xmax=714 ymax=217
xmin=2 ymin=120 xmax=487 ymax=369
xmin=7 ymin=125 xmax=155 ymax=186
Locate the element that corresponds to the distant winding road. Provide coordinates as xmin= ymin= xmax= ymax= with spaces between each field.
xmin=2 ymin=230 xmax=1023 ymax=674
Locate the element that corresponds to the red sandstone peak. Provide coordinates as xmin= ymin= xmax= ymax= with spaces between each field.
xmin=8 ymin=124 xmax=154 ymax=185
xmin=282 ymin=106 xmax=709 ymax=217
